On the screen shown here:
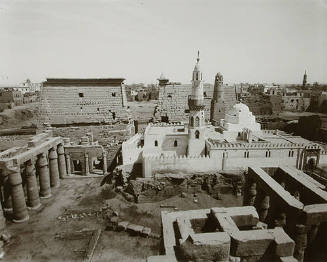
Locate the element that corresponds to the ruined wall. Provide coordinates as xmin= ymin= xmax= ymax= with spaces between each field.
xmin=157 ymin=83 xmax=213 ymax=122
xmin=142 ymin=155 xmax=219 ymax=177
xmin=40 ymin=82 xmax=128 ymax=125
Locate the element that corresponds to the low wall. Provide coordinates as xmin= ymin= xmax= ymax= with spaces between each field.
xmin=143 ymin=155 xmax=218 ymax=177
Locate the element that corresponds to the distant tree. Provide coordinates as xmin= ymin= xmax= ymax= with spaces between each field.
xmin=296 ymin=115 xmax=321 ymax=140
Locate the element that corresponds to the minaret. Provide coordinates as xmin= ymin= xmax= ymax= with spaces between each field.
xmin=302 ymin=70 xmax=307 ymax=88
xmin=213 ymin=72 xmax=224 ymax=102
xmin=210 ymin=72 xmax=226 ymax=126
xmin=187 ymin=51 xmax=206 ymax=156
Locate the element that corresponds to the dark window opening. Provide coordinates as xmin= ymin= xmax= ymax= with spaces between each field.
xmin=79 ymin=93 xmax=84 ymax=97
xmin=167 ymin=94 xmax=172 ymax=98
xmin=174 ymin=140 xmax=178 ymax=147
xmin=195 ymin=130 xmax=200 ymax=139
xmin=112 ymin=92 xmax=116 ymax=97
xmin=97 ymin=108 xmax=100 ymax=112
xmin=112 ymin=112 xmax=116 ymax=120
xmin=154 ymin=140 xmax=158 ymax=147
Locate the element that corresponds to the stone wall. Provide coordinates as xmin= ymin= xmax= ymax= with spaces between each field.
xmin=157 ymin=83 xmax=213 ymax=122
xmin=40 ymin=79 xmax=128 ymax=125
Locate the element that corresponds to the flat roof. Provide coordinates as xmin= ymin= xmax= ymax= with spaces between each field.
xmin=43 ymin=78 xmax=125 ymax=87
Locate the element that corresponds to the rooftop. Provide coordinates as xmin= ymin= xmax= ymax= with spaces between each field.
xmin=43 ymin=78 xmax=125 ymax=87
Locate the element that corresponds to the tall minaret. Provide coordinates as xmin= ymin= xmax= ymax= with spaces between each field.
xmin=211 ymin=72 xmax=226 ymax=126
xmin=187 ymin=51 xmax=206 ymax=156
xmin=302 ymin=70 xmax=307 ymax=88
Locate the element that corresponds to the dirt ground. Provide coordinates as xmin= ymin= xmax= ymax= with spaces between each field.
xmin=3 ymin=177 xmax=242 ymax=262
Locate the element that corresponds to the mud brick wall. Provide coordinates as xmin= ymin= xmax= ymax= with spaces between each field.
xmin=40 ymin=85 xmax=128 ymax=125
xmin=157 ymin=84 xmax=213 ymax=122
xmin=211 ymin=87 xmax=237 ymax=124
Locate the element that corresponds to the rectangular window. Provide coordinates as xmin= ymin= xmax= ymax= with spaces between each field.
xmin=79 ymin=93 xmax=84 ymax=97
xmin=112 ymin=92 xmax=116 ymax=97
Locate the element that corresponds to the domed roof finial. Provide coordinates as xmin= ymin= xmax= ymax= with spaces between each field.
xmin=197 ymin=50 xmax=200 ymax=63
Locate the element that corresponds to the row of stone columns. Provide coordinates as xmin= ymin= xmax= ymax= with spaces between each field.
xmin=64 ymin=151 xmax=108 ymax=176
xmin=243 ymin=179 xmax=324 ymax=262
xmin=1 ymin=143 xmax=68 ymax=225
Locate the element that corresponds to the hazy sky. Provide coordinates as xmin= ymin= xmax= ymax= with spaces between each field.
xmin=0 ymin=0 xmax=326 ymax=85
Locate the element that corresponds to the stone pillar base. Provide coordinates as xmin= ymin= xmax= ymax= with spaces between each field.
xmin=40 ymin=193 xmax=52 ymax=199
xmin=13 ymin=214 xmax=29 ymax=223
xmin=27 ymin=203 xmax=42 ymax=210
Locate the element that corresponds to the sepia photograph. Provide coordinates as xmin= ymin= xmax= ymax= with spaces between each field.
xmin=0 ymin=0 xmax=327 ymax=261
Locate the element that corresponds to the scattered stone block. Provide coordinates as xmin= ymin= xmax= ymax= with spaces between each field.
xmin=149 ymin=232 xmax=161 ymax=239
xmin=0 ymin=233 xmax=11 ymax=243
xmin=117 ymin=221 xmax=129 ymax=232
xmin=127 ymin=224 xmax=144 ymax=236
xmin=141 ymin=227 xmax=152 ymax=237
xmin=107 ymin=216 xmax=119 ymax=231
xmin=277 ymin=256 xmax=298 ymax=262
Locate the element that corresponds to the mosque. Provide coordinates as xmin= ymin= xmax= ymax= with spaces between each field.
xmin=122 ymin=53 xmax=327 ymax=177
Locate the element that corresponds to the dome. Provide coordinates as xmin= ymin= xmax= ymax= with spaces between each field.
xmin=233 ymin=102 xmax=250 ymax=113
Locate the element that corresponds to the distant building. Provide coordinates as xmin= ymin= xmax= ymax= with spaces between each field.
xmin=40 ymin=78 xmax=128 ymax=125
xmin=281 ymin=91 xmax=311 ymax=111
xmin=0 ymin=88 xmax=23 ymax=111
xmin=21 ymin=79 xmax=42 ymax=92
xmin=123 ymin=53 xmax=327 ymax=177
xmin=303 ymin=70 xmax=307 ymax=88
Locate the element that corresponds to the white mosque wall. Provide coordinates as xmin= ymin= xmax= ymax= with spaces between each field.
xmin=142 ymin=154 xmax=219 ymax=178
xmin=122 ymin=133 xmax=143 ymax=165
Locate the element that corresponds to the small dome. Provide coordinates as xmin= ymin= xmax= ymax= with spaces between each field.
xmin=233 ymin=102 xmax=250 ymax=113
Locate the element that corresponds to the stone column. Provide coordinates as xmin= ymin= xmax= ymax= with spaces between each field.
xmin=294 ymin=224 xmax=307 ymax=262
xmin=308 ymin=224 xmax=319 ymax=244
xmin=0 ymin=201 xmax=5 ymax=230
xmin=37 ymin=153 xmax=51 ymax=198
xmin=57 ymin=144 xmax=67 ymax=178
xmin=244 ymin=182 xmax=256 ymax=206
xmin=49 ymin=147 xmax=60 ymax=188
xmin=103 ymin=151 xmax=108 ymax=175
xmin=84 ymin=153 xmax=90 ymax=176
xmin=2 ymin=172 xmax=12 ymax=212
xmin=296 ymin=148 xmax=301 ymax=169
xmin=298 ymin=150 xmax=304 ymax=170
xmin=65 ymin=152 xmax=71 ymax=175
xmin=259 ymin=195 xmax=270 ymax=222
xmin=25 ymin=159 xmax=41 ymax=210
xmin=8 ymin=166 xmax=29 ymax=222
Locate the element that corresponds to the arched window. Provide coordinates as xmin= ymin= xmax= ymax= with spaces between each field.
xmin=244 ymin=152 xmax=247 ymax=158
xmin=154 ymin=140 xmax=158 ymax=147
xmin=247 ymin=151 xmax=249 ymax=158
xmin=191 ymin=116 xmax=194 ymax=127
xmin=174 ymin=140 xmax=178 ymax=147
xmin=195 ymin=116 xmax=200 ymax=127
xmin=195 ymin=130 xmax=200 ymax=139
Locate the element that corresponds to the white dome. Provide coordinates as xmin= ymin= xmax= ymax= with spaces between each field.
xmin=233 ymin=102 xmax=250 ymax=113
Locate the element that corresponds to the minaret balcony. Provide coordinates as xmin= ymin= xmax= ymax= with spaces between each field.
xmin=188 ymin=96 xmax=205 ymax=110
